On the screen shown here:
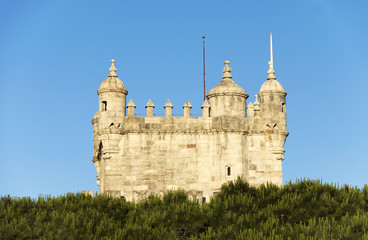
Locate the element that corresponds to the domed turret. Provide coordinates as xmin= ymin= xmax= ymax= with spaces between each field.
xmin=258 ymin=34 xmax=286 ymax=123
xmin=206 ymin=61 xmax=248 ymax=117
xmin=97 ymin=59 xmax=128 ymax=114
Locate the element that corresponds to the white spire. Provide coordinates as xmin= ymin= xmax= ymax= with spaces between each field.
xmin=270 ymin=33 xmax=273 ymax=69
xmin=267 ymin=33 xmax=276 ymax=80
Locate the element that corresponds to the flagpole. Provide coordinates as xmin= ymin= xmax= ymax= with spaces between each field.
xmin=270 ymin=33 xmax=273 ymax=69
xmin=202 ymin=36 xmax=206 ymax=101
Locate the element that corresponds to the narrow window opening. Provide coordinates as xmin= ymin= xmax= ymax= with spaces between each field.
xmin=282 ymin=103 xmax=286 ymax=113
xmin=97 ymin=142 xmax=103 ymax=161
xmin=102 ymin=101 xmax=107 ymax=111
xmin=202 ymin=197 xmax=206 ymax=203
xmin=227 ymin=167 xmax=231 ymax=176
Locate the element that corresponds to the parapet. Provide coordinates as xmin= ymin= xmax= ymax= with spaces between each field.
xmin=127 ymin=99 xmax=204 ymax=119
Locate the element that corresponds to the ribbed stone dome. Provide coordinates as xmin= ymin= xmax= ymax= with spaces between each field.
xmin=97 ymin=59 xmax=128 ymax=94
xmin=259 ymin=79 xmax=285 ymax=93
xmin=98 ymin=77 xmax=126 ymax=93
xmin=259 ymin=60 xmax=286 ymax=94
xmin=206 ymin=61 xmax=248 ymax=98
xmin=207 ymin=78 xmax=247 ymax=97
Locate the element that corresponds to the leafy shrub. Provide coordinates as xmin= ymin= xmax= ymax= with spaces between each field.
xmin=2 ymin=178 xmax=368 ymax=239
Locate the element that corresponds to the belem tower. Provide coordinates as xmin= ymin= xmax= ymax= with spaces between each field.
xmin=92 ymin=36 xmax=288 ymax=202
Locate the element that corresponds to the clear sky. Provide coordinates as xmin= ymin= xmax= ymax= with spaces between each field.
xmin=1 ymin=1 xmax=367 ymax=198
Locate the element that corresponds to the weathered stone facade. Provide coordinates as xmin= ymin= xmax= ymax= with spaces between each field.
xmin=92 ymin=42 xmax=288 ymax=201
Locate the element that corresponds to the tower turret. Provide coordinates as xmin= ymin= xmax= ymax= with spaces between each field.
xmin=257 ymin=34 xmax=288 ymax=162
xmin=258 ymin=34 xmax=286 ymax=125
xmin=92 ymin=59 xmax=128 ymax=193
xmin=97 ymin=59 xmax=128 ymax=115
xmin=206 ymin=61 xmax=248 ymax=117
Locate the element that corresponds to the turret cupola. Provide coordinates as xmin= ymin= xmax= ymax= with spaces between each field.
xmin=258 ymin=34 xmax=287 ymax=122
xmin=97 ymin=59 xmax=128 ymax=115
xmin=259 ymin=61 xmax=285 ymax=94
xmin=206 ymin=61 xmax=249 ymax=117
xmin=98 ymin=59 xmax=128 ymax=95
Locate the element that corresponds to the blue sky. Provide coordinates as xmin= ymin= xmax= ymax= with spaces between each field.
xmin=0 ymin=1 xmax=367 ymax=198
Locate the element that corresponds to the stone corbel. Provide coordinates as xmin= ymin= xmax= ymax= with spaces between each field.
xmin=133 ymin=190 xmax=148 ymax=201
xmin=102 ymin=152 xmax=111 ymax=160
xmin=270 ymin=147 xmax=285 ymax=160
xmin=92 ymin=156 xmax=99 ymax=163
xmin=96 ymin=174 xmax=101 ymax=186
xmin=188 ymin=190 xmax=203 ymax=200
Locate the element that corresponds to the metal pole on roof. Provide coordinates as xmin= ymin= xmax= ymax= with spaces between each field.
xmin=202 ymin=36 xmax=206 ymax=101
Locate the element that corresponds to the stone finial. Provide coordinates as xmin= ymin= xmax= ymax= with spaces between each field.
xmin=108 ymin=59 xmax=118 ymax=77
xmin=183 ymin=100 xmax=192 ymax=118
xmin=254 ymin=94 xmax=260 ymax=106
xmin=164 ymin=99 xmax=173 ymax=117
xmin=145 ymin=99 xmax=155 ymax=117
xmin=254 ymin=94 xmax=260 ymax=117
xmin=267 ymin=61 xmax=276 ymax=80
xmin=247 ymin=102 xmax=254 ymax=118
xmin=222 ymin=60 xmax=232 ymax=79
xmin=201 ymin=100 xmax=210 ymax=118
xmin=127 ymin=99 xmax=136 ymax=117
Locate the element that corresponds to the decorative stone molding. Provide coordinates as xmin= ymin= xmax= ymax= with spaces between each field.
xmin=188 ymin=190 xmax=203 ymax=201
xmin=106 ymin=190 xmax=121 ymax=198
xmin=270 ymin=147 xmax=285 ymax=160
xmin=97 ymin=88 xmax=128 ymax=94
xmin=133 ymin=190 xmax=148 ymax=201
xmin=206 ymin=91 xmax=249 ymax=98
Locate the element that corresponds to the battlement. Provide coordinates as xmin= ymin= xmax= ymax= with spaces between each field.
xmin=126 ymin=99 xmax=210 ymax=118
xmin=93 ymin=92 xmax=287 ymax=137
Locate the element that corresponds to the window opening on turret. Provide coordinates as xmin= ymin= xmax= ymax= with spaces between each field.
xmin=227 ymin=167 xmax=231 ymax=176
xmin=97 ymin=142 xmax=103 ymax=161
xmin=282 ymin=103 xmax=286 ymax=113
xmin=202 ymin=197 xmax=206 ymax=203
xmin=102 ymin=101 xmax=107 ymax=111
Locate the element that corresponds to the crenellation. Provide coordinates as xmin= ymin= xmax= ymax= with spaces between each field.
xmin=183 ymin=100 xmax=192 ymax=118
xmin=127 ymin=99 xmax=136 ymax=117
xmin=145 ymin=99 xmax=155 ymax=117
xmin=92 ymin=36 xmax=288 ymax=201
xmin=164 ymin=99 xmax=173 ymax=117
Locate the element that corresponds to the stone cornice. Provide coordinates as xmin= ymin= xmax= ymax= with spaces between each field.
xmin=258 ymin=91 xmax=287 ymax=97
xmin=97 ymin=88 xmax=128 ymax=95
xmin=206 ymin=92 xmax=249 ymax=99
xmin=96 ymin=129 xmax=249 ymax=136
xmin=248 ymin=129 xmax=289 ymax=136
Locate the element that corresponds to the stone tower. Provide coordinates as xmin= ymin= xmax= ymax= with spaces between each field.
xmin=92 ymin=35 xmax=288 ymax=201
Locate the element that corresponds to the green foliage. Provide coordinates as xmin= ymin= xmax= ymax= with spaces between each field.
xmin=2 ymin=178 xmax=368 ymax=239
